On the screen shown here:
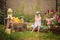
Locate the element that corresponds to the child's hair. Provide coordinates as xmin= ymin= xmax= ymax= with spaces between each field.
xmin=36 ymin=13 xmax=40 ymax=16
xmin=35 ymin=11 xmax=40 ymax=15
xmin=35 ymin=11 xmax=41 ymax=18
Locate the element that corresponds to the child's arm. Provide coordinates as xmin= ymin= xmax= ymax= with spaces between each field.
xmin=39 ymin=17 xmax=41 ymax=20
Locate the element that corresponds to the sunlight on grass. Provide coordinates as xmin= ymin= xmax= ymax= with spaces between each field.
xmin=11 ymin=31 xmax=60 ymax=40
xmin=0 ymin=25 xmax=60 ymax=40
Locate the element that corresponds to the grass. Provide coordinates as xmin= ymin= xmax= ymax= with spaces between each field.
xmin=0 ymin=24 xmax=4 ymax=28
xmin=0 ymin=25 xmax=60 ymax=40
xmin=11 ymin=31 xmax=60 ymax=40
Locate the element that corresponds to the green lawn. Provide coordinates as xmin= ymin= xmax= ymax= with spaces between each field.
xmin=11 ymin=31 xmax=60 ymax=40
xmin=0 ymin=25 xmax=60 ymax=40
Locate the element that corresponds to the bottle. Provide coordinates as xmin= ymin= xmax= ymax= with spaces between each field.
xmin=21 ymin=18 xmax=24 ymax=23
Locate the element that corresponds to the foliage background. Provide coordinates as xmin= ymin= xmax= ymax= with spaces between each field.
xmin=0 ymin=11 xmax=4 ymax=24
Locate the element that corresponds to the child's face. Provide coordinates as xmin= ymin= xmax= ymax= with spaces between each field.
xmin=35 ymin=14 xmax=40 ymax=18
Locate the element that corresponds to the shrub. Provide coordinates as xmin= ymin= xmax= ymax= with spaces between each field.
xmin=0 ymin=11 xmax=4 ymax=24
xmin=14 ymin=10 xmax=35 ymax=22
